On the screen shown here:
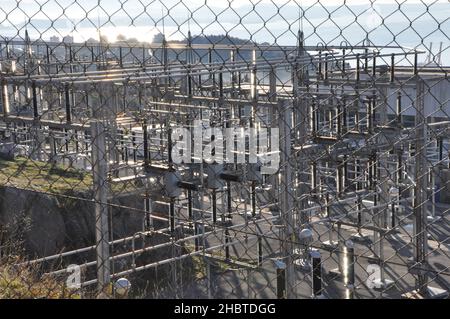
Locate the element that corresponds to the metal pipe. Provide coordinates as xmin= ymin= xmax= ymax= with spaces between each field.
xmin=169 ymin=198 xmax=176 ymax=234
xmin=37 ymin=215 xmax=277 ymax=275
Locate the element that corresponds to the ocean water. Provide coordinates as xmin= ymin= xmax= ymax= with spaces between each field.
xmin=0 ymin=1 xmax=448 ymax=65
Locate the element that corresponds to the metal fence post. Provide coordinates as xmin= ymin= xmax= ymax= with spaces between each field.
xmin=91 ymin=118 xmax=111 ymax=295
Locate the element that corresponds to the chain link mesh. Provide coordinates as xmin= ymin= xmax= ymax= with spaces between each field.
xmin=0 ymin=0 xmax=449 ymax=299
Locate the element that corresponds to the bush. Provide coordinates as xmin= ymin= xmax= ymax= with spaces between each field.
xmin=0 ymin=257 xmax=81 ymax=299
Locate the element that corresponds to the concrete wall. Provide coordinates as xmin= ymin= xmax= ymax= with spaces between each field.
xmin=0 ymin=186 xmax=162 ymax=258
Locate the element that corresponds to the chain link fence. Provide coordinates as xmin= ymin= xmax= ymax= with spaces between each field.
xmin=0 ymin=0 xmax=449 ymax=299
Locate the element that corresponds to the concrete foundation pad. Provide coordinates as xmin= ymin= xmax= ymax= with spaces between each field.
xmin=350 ymin=232 xmax=372 ymax=243
xmin=322 ymin=240 xmax=339 ymax=249
xmin=372 ymin=279 xmax=395 ymax=290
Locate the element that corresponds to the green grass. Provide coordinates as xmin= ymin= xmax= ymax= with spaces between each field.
xmin=0 ymin=157 xmax=143 ymax=197
xmin=0 ymin=262 xmax=81 ymax=299
xmin=0 ymin=157 xmax=92 ymax=195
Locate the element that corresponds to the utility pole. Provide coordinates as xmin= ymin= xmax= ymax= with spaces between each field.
xmin=91 ymin=87 xmax=111 ymax=297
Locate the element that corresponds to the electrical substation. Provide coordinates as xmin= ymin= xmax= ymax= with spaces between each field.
xmin=0 ymin=2 xmax=449 ymax=299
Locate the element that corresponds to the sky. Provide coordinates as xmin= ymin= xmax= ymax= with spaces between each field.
xmin=0 ymin=0 xmax=449 ymax=64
